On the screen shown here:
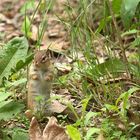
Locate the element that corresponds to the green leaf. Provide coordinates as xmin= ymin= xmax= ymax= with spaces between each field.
xmin=85 ymin=127 xmax=100 ymax=140
xmin=87 ymin=58 xmax=125 ymax=80
xmin=2 ymin=133 xmax=11 ymax=140
xmin=0 ymin=100 xmax=13 ymax=109
xmin=84 ymin=112 xmax=100 ymax=126
xmin=20 ymin=0 xmax=35 ymax=14
xmin=66 ymin=125 xmax=81 ymax=140
xmin=121 ymin=29 xmax=138 ymax=37
xmin=0 ymin=101 xmax=25 ymax=120
xmin=104 ymin=104 xmax=118 ymax=111
xmin=116 ymin=87 xmax=139 ymax=105
xmin=21 ymin=16 xmax=32 ymax=38
xmin=95 ymin=16 xmax=112 ymax=34
xmin=112 ymin=0 xmax=122 ymax=14
xmin=15 ymin=53 xmax=33 ymax=71
xmin=67 ymin=102 xmax=80 ymax=120
xmin=12 ymin=128 xmax=29 ymax=140
xmin=121 ymin=0 xmax=140 ymax=28
xmin=6 ymin=78 xmax=27 ymax=88
xmin=0 ymin=37 xmax=29 ymax=83
xmin=0 ymin=92 xmax=12 ymax=102
xmin=129 ymin=64 xmax=140 ymax=78
xmin=131 ymin=36 xmax=140 ymax=47
xmin=81 ymin=96 xmax=91 ymax=116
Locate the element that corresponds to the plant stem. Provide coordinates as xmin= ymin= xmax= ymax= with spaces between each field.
xmin=106 ymin=0 xmax=131 ymax=79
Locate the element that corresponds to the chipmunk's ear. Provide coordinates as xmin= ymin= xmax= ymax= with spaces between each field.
xmin=33 ymin=49 xmax=39 ymax=56
xmin=45 ymin=49 xmax=52 ymax=58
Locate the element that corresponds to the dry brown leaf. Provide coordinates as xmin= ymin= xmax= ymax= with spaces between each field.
xmin=55 ymin=63 xmax=72 ymax=73
xmin=49 ymin=100 xmax=67 ymax=113
xmin=42 ymin=117 xmax=69 ymax=140
xmin=31 ymin=25 xmax=38 ymax=41
xmin=56 ymin=89 xmax=70 ymax=95
xmin=0 ymin=23 xmax=5 ymax=32
xmin=25 ymin=110 xmax=33 ymax=120
xmin=127 ymin=109 xmax=140 ymax=124
xmin=29 ymin=116 xmax=69 ymax=140
xmin=118 ymin=123 xmax=126 ymax=131
xmin=0 ymin=13 xmax=12 ymax=24
xmin=29 ymin=117 xmax=42 ymax=140
xmin=41 ymin=38 xmax=66 ymax=52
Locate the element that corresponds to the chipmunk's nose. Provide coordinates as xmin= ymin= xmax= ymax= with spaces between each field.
xmin=35 ymin=62 xmax=39 ymax=67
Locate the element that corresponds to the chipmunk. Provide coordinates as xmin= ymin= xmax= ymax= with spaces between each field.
xmin=27 ymin=50 xmax=54 ymax=115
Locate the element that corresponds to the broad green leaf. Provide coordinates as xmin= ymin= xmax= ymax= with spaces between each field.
xmin=0 ymin=37 xmax=29 ymax=83
xmin=0 ymin=101 xmax=25 ymax=120
xmin=85 ymin=128 xmax=100 ymax=140
xmin=15 ymin=53 xmax=33 ymax=71
xmin=121 ymin=0 xmax=140 ymax=28
xmin=6 ymin=78 xmax=27 ymax=88
xmin=0 ymin=92 xmax=12 ymax=102
xmin=112 ymin=0 xmax=122 ymax=14
xmin=12 ymin=128 xmax=29 ymax=140
xmin=87 ymin=58 xmax=125 ymax=80
xmin=66 ymin=125 xmax=81 ymax=140
xmin=0 ymin=100 xmax=13 ymax=109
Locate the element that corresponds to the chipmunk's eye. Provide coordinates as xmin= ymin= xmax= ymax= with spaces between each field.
xmin=41 ymin=55 xmax=47 ymax=62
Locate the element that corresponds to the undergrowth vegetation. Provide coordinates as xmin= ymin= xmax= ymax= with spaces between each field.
xmin=0 ymin=0 xmax=140 ymax=139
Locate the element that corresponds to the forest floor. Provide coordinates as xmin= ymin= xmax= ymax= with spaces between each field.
xmin=0 ymin=0 xmax=70 ymax=51
xmin=1 ymin=0 xmax=140 ymax=140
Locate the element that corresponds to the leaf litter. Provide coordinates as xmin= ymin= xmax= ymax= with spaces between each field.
xmin=1 ymin=0 xmax=140 ymax=139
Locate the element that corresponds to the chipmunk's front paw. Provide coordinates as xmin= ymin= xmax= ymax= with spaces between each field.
xmin=31 ymin=74 xmax=39 ymax=80
xmin=44 ymin=74 xmax=53 ymax=81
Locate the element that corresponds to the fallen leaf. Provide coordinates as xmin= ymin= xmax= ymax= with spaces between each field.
xmin=49 ymin=100 xmax=67 ymax=113
xmin=0 ymin=13 xmax=12 ymax=24
xmin=31 ymin=25 xmax=38 ymax=41
xmin=25 ymin=110 xmax=33 ymax=120
xmin=43 ymin=116 xmax=69 ymax=140
xmin=55 ymin=62 xmax=72 ymax=73
xmin=29 ymin=116 xmax=69 ymax=140
xmin=29 ymin=117 xmax=42 ymax=140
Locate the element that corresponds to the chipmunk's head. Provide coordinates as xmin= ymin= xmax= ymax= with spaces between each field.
xmin=34 ymin=50 xmax=51 ymax=69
